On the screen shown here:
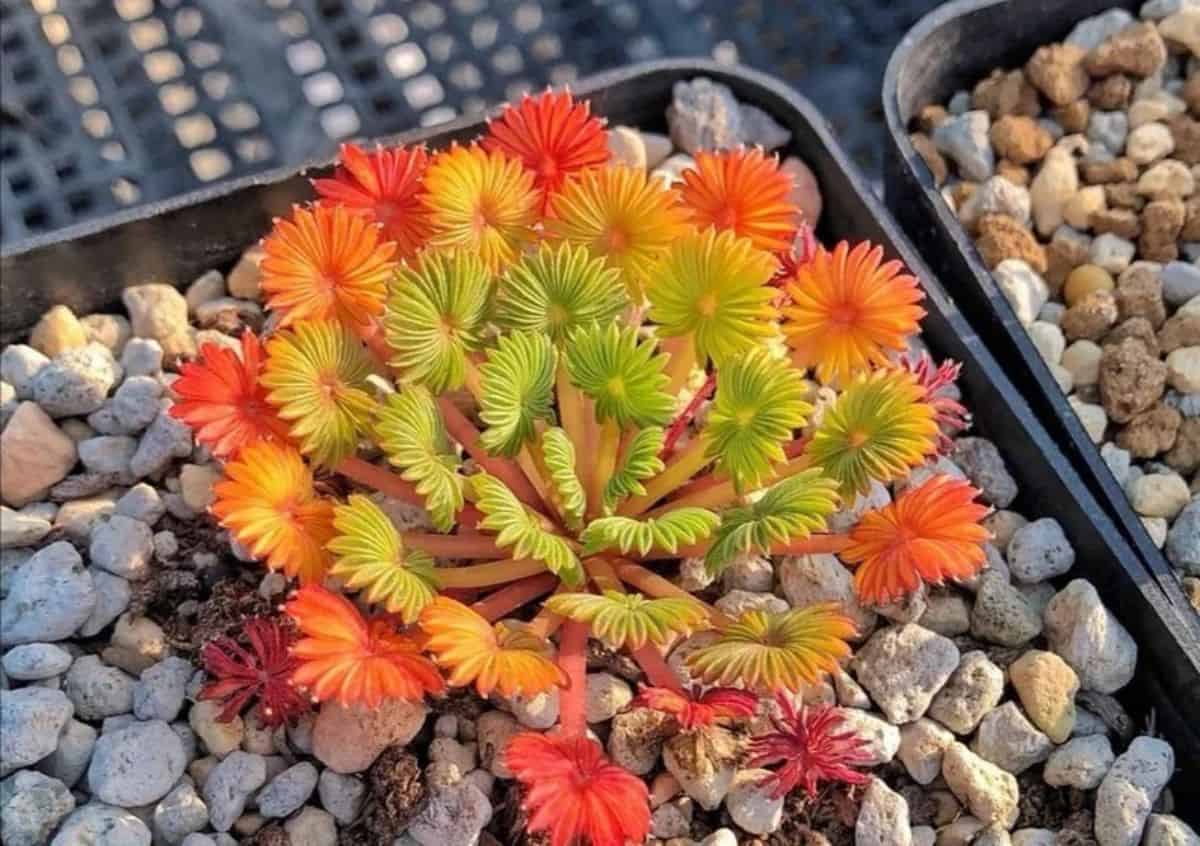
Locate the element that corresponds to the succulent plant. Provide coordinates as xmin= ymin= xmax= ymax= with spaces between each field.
xmin=172 ymin=87 xmax=994 ymax=846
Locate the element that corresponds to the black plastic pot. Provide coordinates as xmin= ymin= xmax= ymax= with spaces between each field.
xmin=880 ymin=1 xmax=1200 ymax=625
xmin=4 ymin=59 xmax=1199 ymax=803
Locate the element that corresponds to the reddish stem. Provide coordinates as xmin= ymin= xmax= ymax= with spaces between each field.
xmin=471 ymin=573 xmax=560 ymax=622
xmin=557 ymin=620 xmax=590 ymax=738
xmin=661 ymin=371 xmax=716 ymax=459
xmin=631 ymin=644 xmax=683 ymax=693
xmin=403 ymin=532 xmax=505 ymax=559
xmin=437 ymin=396 xmax=547 ymax=512
xmin=335 ymin=457 xmax=424 ymax=506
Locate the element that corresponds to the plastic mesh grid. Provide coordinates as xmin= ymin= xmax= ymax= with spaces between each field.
xmin=0 ymin=0 xmax=938 ymax=246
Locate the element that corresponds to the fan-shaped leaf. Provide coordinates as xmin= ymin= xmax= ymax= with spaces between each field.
xmin=545 ymin=590 xmax=709 ymax=650
xmin=603 ymin=426 xmax=666 ymax=512
xmin=373 ymin=387 xmax=464 ymax=532
xmin=478 ymin=331 xmax=558 ymax=457
xmin=327 ymin=495 xmax=440 ymax=624
xmin=470 ymin=472 xmax=583 ymax=585
xmin=384 ymin=249 xmax=492 ymax=392
xmin=497 ymin=241 xmax=628 ymax=344
xmin=704 ymin=470 xmax=841 ymax=576
xmin=565 ymin=323 xmax=674 ymax=428
xmin=703 ymin=348 xmax=812 ymax=491
xmin=540 ymin=427 xmax=586 ymax=530
xmin=581 ymin=508 xmax=719 ymax=557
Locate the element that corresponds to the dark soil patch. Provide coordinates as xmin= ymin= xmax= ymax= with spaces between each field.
xmin=339 ymin=746 xmax=426 ymax=846
xmin=245 ymin=824 xmax=290 ymax=846
xmin=769 ymin=783 xmax=863 ymax=846
xmin=1016 ymin=772 xmax=1091 ymax=832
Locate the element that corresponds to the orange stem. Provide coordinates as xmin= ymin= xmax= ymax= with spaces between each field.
xmin=472 ymin=573 xmax=560 ymax=622
xmin=631 ymin=644 xmax=683 ymax=693
xmin=527 ymin=597 xmax=567 ymax=639
xmin=558 ymin=620 xmax=590 ymax=737
xmin=614 ymin=561 xmax=731 ymax=628
xmin=435 ymin=558 xmax=548 ymax=589
xmin=403 ymin=533 xmax=505 ymax=559
xmin=437 ymin=396 xmax=547 ymax=512
xmin=649 ymin=453 xmax=813 ymax=516
xmin=335 ymin=457 xmax=425 ymax=506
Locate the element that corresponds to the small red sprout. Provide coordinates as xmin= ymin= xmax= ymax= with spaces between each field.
xmin=748 ymin=693 xmax=873 ymax=799
xmin=199 ymin=617 xmax=308 ymax=727
xmin=632 ymin=685 xmax=757 ymax=731
xmin=900 ymin=352 xmax=971 ymax=454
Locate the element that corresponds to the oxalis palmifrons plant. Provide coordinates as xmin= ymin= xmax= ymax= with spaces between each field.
xmin=173 ymin=88 xmax=993 ymax=846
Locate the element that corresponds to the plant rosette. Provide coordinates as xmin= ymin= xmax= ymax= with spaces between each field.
xmin=176 ymin=88 xmax=992 ymax=846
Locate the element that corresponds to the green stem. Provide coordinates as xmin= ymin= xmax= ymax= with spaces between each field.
xmin=647 ymin=453 xmax=813 ymax=516
xmin=557 ymin=620 xmax=590 ymax=738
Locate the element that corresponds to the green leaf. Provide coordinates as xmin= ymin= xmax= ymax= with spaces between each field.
xmin=603 ymin=426 xmax=666 ymax=512
xmin=373 ymin=386 xmax=464 ymax=532
xmin=470 ymin=472 xmax=583 ymax=585
xmin=646 ymin=227 xmax=778 ymax=367
xmin=477 ymin=331 xmax=558 ymax=457
xmin=565 ymin=323 xmax=674 ymax=428
xmin=544 ymin=590 xmax=709 ymax=650
xmin=497 ymin=241 xmax=628 ymax=344
xmin=328 ymin=495 xmax=440 ymax=623
xmin=581 ymin=508 xmax=719 ymax=557
xmin=703 ymin=348 xmax=812 ymax=491
xmin=704 ymin=470 xmax=841 ymax=576
xmin=539 ymin=427 xmax=586 ymax=530
xmin=384 ymin=249 xmax=492 ymax=392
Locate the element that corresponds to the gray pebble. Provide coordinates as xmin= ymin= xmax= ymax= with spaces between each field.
xmin=203 ymin=751 xmax=267 ymax=832
xmin=971 ymin=572 xmax=1043 ymax=647
xmin=667 ymin=77 xmax=743 ymax=153
xmin=952 ymin=437 xmax=1018 ymax=508
xmin=1161 ymin=261 xmax=1200 ymax=307
xmin=739 ymin=103 xmax=791 ymax=150
xmin=2 ymin=642 xmax=72 ymax=680
xmin=318 ymin=769 xmax=365 ymax=825
xmin=1165 ymin=499 xmax=1200 ymax=573
xmin=0 ymin=770 xmax=76 ymax=846
xmin=1006 ymin=518 xmax=1075 ymax=583
xmin=116 ymin=483 xmax=166 ymax=526
xmin=65 ymin=655 xmax=135 ymax=720
xmin=89 ymin=515 xmax=154 ymax=580
xmin=36 ymin=718 xmax=96 ymax=788
xmin=1 ymin=345 xmax=50 ymax=399
xmin=0 ymin=541 xmax=96 ymax=646
xmin=932 ymin=111 xmax=995 ymax=181
xmin=51 ymin=802 xmax=151 ymax=846
xmin=131 ymin=410 xmax=194 ymax=479
xmin=1088 ymin=111 xmax=1130 ymax=155
xmin=31 ymin=343 xmax=122 ymax=417
xmin=121 ymin=338 xmax=164 ymax=378
xmin=88 ymin=719 xmax=187 ymax=807
xmin=153 ymin=780 xmax=209 ymax=846
xmin=133 ymin=656 xmax=193 ymax=722
xmin=78 ymin=569 xmax=132 ymax=638
xmin=79 ymin=435 xmax=139 ymax=478
xmin=0 ymin=686 xmax=74 ymax=777
xmin=257 ymin=761 xmax=318 ymax=818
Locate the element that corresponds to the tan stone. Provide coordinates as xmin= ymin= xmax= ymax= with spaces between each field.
xmin=989 ymin=116 xmax=1052 ymax=165
xmin=1026 ymin=44 xmax=1089 ymax=105
xmin=1009 ymin=650 xmax=1078 ymax=743
xmin=226 ymin=244 xmax=266 ymax=301
xmin=975 ymin=214 xmax=1047 ymax=272
xmin=29 ymin=305 xmax=89 ymax=358
xmin=0 ymin=402 xmax=78 ymax=507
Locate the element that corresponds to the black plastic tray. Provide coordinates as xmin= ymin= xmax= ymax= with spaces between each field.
xmin=4 ymin=59 xmax=1198 ymax=804
xmin=880 ymin=0 xmax=1198 ymax=624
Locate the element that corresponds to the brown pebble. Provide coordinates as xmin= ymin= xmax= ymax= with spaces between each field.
xmin=1026 ymin=43 xmax=1090 ymax=105
xmin=1088 ymin=75 xmax=1133 ymax=110
xmin=1098 ymin=336 xmax=1169 ymax=423
xmin=1116 ymin=402 xmax=1182 ymax=458
xmin=996 ymin=160 xmax=1031 ymax=187
xmin=1105 ymin=182 xmax=1145 ymax=211
xmin=916 ymin=104 xmax=950 ymax=133
xmin=1064 ymin=264 xmax=1115 ymax=306
xmin=1159 ymin=311 xmax=1200 ymax=353
xmin=1106 ymin=317 xmax=1161 ymax=358
xmin=1084 ymin=23 xmax=1168 ymax=78
xmin=1168 ymin=115 xmax=1200 ymax=165
xmin=911 ymin=133 xmax=948 ymax=185
xmin=1138 ymin=198 xmax=1185 ymax=262
xmin=989 ymin=115 xmax=1053 ymax=165
xmin=976 ymin=213 xmax=1048 ymax=272
xmin=1062 ymin=290 xmax=1120 ymax=341
xmin=1185 ymin=73 xmax=1200 ymax=118
xmin=1115 ymin=265 xmax=1167 ymax=328
xmin=949 ymin=181 xmax=978 ymax=210
xmin=1053 ymin=100 xmax=1091 ymax=134
xmin=1183 ymin=195 xmax=1200 ymax=241
xmin=1089 ymin=208 xmax=1142 ymax=239
xmin=1081 ymin=157 xmax=1138 ymax=185
xmin=1165 ymin=417 xmax=1200 ymax=474
xmin=973 ymin=68 xmax=1042 ymax=119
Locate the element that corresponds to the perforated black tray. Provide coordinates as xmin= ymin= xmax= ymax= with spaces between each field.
xmin=4 ymin=59 xmax=1198 ymax=805
xmin=880 ymin=0 xmax=1196 ymax=633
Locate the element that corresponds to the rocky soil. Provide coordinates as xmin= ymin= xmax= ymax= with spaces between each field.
xmin=908 ymin=1 xmax=1200 ymax=609
xmin=0 ymin=76 xmax=1195 ymax=846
